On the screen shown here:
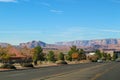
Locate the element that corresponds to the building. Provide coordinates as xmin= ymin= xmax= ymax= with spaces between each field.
xmin=102 ymin=49 xmax=120 ymax=58
xmin=114 ymin=51 xmax=120 ymax=58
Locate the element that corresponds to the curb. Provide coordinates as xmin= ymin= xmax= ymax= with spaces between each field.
xmin=0 ymin=64 xmax=61 ymax=72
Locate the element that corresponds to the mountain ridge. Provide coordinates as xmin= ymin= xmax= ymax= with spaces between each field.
xmin=1 ymin=38 xmax=120 ymax=49
xmin=55 ymin=38 xmax=120 ymax=46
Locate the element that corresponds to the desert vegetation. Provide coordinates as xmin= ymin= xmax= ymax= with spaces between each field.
xmin=0 ymin=45 xmax=119 ymax=69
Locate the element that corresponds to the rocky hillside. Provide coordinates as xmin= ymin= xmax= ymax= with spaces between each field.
xmin=0 ymin=43 xmax=10 ymax=47
xmin=0 ymin=39 xmax=120 ymax=57
xmin=1 ymin=39 xmax=120 ymax=49
xmin=55 ymin=39 xmax=120 ymax=47
xmin=18 ymin=39 xmax=120 ymax=49
xmin=19 ymin=41 xmax=46 ymax=48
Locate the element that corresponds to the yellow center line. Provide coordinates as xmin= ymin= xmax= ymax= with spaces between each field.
xmin=90 ymin=63 xmax=119 ymax=80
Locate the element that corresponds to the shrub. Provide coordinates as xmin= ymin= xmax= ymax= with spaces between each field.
xmin=46 ymin=51 xmax=55 ymax=62
xmin=72 ymin=53 xmax=79 ymax=60
xmin=0 ymin=64 xmax=16 ymax=69
xmin=56 ymin=60 xmax=68 ymax=65
xmin=21 ymin=63 xmax=34 ymax=67
xmin=88 ymin=55 xmax=98 ymax=62
xmin=58 ymin=52 xmax=64 ymax=61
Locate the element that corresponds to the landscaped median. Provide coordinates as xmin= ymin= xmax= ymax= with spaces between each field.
xmin=0 ymin=60 xmax=91 ymax=72
xmin=0 ymin=62 xmax=58 ymax=72
xmin=0 ymin=63 xmax=16 ymax=72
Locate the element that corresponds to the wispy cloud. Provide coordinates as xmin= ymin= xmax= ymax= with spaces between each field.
xmin=0 ymin=0 xmax=30 ymax=3
xmin=50 ymin=28 xmax=120 ymax=41
xmin=0 ymin=30 xmax=42 ymax=34
xmin=51 ymin=27 xmax=89 ymax=38
xmin=101 ymin=29 xmax=120 ymax=33
xmin=50 ymin=9 xmax=64 ymax=14
xmin=39 ymin=1 xmax=64 ymax=14
xmin=41 ymin=2 xmax=50 ymax=7
xmin=0 ymin=0 xmax=17 ymax=2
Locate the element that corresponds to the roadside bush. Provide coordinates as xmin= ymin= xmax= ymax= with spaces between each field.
xmin=56 ymin=60 xmax=68 ymax=65
xmin=88 ymin=55 xmax=98 ymax=62
xmin=21 ymin=63 xmax=34 ymax=67
xmin=0 ymin=64 xmax=16 ymax=69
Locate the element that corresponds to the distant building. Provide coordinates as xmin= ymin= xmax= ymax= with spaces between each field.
xmin=102 ymin=49 xmax=114 ymax=57
xmin=89 ymin=53 xmax=96 ymax=55
xmin=114 ymin=51 xmax=120 ymax=58
xmin=9 ymin=56 xmax=25 ymax=63
xmin=102 ymin=49 xmax=120 ymax=58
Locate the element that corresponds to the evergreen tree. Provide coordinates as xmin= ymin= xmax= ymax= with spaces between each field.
xmin=79 ymin=49 xmax=85 ymax=54
xmin=79 ymin=49 xmax=86 ymax=60
xmin=101 ymin=53 xmax=107 ymax=60
xmin=58 ymin=52 xmax=64 ymax=61
xmin=46 ymin=51 xmax=55 ymax=62
xmin=107 ymin=54 xmax=111 ymax=60
xmin=68 ymin=46 xmax=79 ymax=61
xmin=32 ymin=46 xmax=44 ymax=65
xmin=95 ymin=50 xmax=102 ymax=59
xmin=112 ymin=53 xmax=118 ymax=61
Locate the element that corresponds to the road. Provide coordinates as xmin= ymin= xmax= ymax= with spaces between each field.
xmin=96 ymin=62 xmax=120 ymax=80
xmin=0 ymin=62 xmax=119 ymax=80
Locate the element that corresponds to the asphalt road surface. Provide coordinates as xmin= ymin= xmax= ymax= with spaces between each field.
xmin=0 ymin=62 xmax=119 ymax=80
xmin=96 ymin=62 xmax=120 ymax=80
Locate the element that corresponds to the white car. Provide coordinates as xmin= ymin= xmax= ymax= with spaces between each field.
xmin=115 ymin=58 xmax=120 ymax=62
xmin=97 ymin=60 xmax=103 ymax=63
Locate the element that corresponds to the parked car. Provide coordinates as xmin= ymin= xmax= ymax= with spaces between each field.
xmin=97 ymin=60 xmax=103 ymax=63
xmin=115 ymin=58 xmax=120 ymax=62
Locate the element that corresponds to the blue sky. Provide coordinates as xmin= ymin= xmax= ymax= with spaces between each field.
xmin=0 ymin=0 xmax=120 ymax=45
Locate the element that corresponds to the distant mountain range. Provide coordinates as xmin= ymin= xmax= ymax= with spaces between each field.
xmin=55 ymin=39 xmax=120 ymax=46
xmin=1 ymin=39 xmax=120 ymax=49
xmin=0 ymin=43 xmax=10 ymax=47
xmin=1 ymin=39 xmax=120 ymax=57
xmin=19 ymin=40 xmax=46 ymax=48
